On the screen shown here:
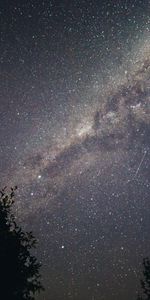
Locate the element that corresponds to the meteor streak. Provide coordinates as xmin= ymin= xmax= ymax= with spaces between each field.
xmin=134 ymin=150 xmax=147 ymax=178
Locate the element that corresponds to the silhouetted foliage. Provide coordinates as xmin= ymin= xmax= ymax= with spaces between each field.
xmin=137 ymin=296 xmax=143 ymax=300
xmin=138 ymin=257 xmax=150 ymax=300
xmin=0 ymin=186 xmax=44 ymax=300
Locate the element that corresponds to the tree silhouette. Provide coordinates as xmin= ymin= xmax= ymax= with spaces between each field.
xmin=138 ymin=257 xmax=150 ymax=300
xmin=0 ymin=186 xmax=44 ymax=300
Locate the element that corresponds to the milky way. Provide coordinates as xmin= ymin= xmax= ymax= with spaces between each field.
xmin=9 ymin=40 xmax=150 ymax=217
xmin=0 ymin=1 xmax=150 ymax=300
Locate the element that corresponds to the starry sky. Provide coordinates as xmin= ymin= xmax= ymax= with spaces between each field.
xmin=0 ymin=1 xmax=150 ymax=299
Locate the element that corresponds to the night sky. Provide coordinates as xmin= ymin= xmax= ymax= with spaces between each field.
xmin=0 ymin=1 xmax=150 ymax=299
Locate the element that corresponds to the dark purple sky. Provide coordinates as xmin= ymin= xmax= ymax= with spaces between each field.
xmin=0 ymin=1 xmax=150 ymax=299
